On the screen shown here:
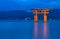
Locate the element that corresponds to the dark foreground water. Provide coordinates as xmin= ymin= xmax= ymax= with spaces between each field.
xmin=0 ymin=20 xmax=60 ymax=39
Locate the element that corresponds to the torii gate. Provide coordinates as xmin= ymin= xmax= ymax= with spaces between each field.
xmin=32 ymin=8 xmax=50 ymax=23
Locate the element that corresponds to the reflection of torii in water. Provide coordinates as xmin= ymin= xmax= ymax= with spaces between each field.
xmin=32 ymin=8 xmax=50 ymax=23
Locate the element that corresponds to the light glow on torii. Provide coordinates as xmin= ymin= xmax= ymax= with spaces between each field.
xmin=32 ymin=8 xmax=50 ymax=23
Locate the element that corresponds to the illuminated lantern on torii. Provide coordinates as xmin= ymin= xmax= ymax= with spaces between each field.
xmin=32 ymin=8 xmax=50 ymax=23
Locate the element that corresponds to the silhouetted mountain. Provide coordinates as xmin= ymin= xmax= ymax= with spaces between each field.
xmin=0 ymin=10 xmax=34 ymax=20
xmin=0 ymin=9 xmax=60 ymax=20
xmin=47 ymin=9 xmax=60 ymax=20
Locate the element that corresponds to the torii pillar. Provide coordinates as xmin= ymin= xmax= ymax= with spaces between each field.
xmin=33 ymin=10 xmax=39 ymax=22
xmin=42 ymin=9 xmax=49 ymax=23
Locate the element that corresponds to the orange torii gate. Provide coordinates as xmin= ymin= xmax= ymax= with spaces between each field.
xmin=32 ymin=8 xmax=50 ymax=23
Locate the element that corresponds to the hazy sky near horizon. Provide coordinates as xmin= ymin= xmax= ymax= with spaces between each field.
xmin=0 ymin=0 xmax=60 ymax=11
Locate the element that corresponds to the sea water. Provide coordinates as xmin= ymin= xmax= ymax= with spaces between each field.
xmin=0 ymin=20 xmax=60 ymax=39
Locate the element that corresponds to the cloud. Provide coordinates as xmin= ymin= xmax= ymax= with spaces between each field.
xmin=0 ymin=0 xmax=21 ymax=11
xmin=12 ymin=0 xmax=60 ymax=12
xmin=47 ymin=1 xmax=60 ymax=8
xmin=0 ymin=0 xmax=60 ymax=11
xmin=15 ymin=0 xmax=60 ymax=8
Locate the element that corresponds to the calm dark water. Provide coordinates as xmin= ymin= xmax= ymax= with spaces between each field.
xmin=0 ymin=20 xmax=60 ymax=39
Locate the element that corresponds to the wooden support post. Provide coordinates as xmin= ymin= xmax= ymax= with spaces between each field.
xmin=34 ymin=15 xmax=38 ymax=22
xmin=34 ymin=10 xmax=38 ymax=22
xmin=43 ymin=9 xmax=48 ymax=23
xmin=44 ymin=14 xmax=47 ymax=23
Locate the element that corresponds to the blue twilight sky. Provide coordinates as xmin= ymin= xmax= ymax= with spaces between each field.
xmin=0 ymin=0 xmax=60 ymax=11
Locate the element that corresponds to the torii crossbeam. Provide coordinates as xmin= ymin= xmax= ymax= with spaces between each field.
xmin=32 ymin=8 xmax=50 ymax=23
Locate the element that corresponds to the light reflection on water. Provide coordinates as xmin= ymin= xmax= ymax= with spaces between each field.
xmin=43 ymin=23 xmax=49 ymax=39
xmin=34 ymin=22 xmax=38 ymax=39
xmin=33 ymin=22 xmax=49 ymax=39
